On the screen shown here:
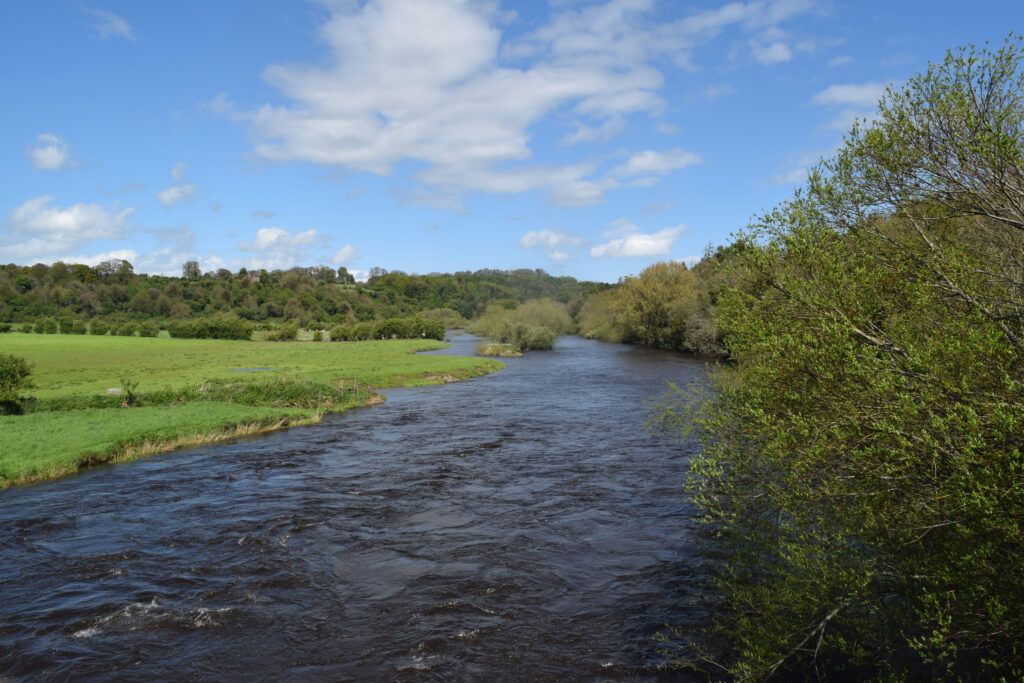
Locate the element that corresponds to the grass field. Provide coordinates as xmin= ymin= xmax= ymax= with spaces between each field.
xmin=0 ymin=335 xmax=503 ymax=488
xmin=0 ymin=334 xmax=501 ymax=398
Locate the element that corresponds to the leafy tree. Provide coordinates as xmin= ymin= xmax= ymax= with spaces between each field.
xmin=182 ymin=260 xmax=201 ymax=280
xmin=680 ymin=38 xmax=1024 ymax=679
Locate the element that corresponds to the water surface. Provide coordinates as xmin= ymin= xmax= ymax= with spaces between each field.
xmin=0 ymin=335 xmax=709 ymax=680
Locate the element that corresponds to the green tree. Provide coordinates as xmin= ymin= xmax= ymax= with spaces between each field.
xmin=682 ymin=38 xmax=1024 ymax=679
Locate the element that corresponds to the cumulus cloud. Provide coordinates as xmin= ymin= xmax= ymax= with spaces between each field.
xmin=520 ymin=229 xmax=585 ymax=261
xmin=55 ymin=249 xmax=140 ymax=267
xmin=333 ymin=244 xmax=358 ymax=265
xmin=241 ymin=0 xmax=813 ymax=204
xmin=86 ymin=8 xmax=135 ymax=41
xmin=590 ymin=223 xmax=684 ymax=258
xmin=612 ymin=148 xmax=702 ymax=177
xmin=158 ymin=162 xmax=197 ymax=207
xmin=9 ymin=195 xmax=133 ymax=242
xmin=239 ymin=227 xmax=325 ymax=269
xmin=30 ymin=133 xmax=72 ymax=171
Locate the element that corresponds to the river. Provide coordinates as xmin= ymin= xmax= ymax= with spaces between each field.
xmin=0 ymin=334 xmax=710 ymax=680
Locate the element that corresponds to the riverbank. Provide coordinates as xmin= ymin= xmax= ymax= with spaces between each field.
xmin=0 ymin=335 xmax=503 ymax=489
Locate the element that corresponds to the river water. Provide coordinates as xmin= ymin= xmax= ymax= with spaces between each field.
xmin=0 ymin=334 xmax=710 ymax=680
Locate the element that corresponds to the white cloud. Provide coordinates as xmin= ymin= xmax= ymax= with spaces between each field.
xmin=333 ymin=244 xmax=358 ymax=265
xmin=86 ymin=8 xmax=135 ymax=41
xmin=812 ymin=82 xmax=887 ymax=108
xmin=520 ymin=229 xmax=585 ymax=260
xmin=157 ymin=185 xmax=197 ymax=207
xmin=520 ymin=230 xmax=584 ymax=249
xmin=612 ymin=148 xmax=702 ymax=177
xmin=30 ymin=133 xmax=72 ymax=171
xmin=590 ymin=224 xmax=684 ymax=258
xmin=812 ymin=82 xmax=888 ymax=132
xmin=55 ymin=249 xmax=140 ymax=267
xmin=750 ymin=40 xmax=792 ymax=65
xmin=239 ymin=227 xmax=324 ymax=269
xmin=9 ymin=195 xmax=133 ymax=242
xmin=828 ymin=55 xmax=853 ymax=67
xmin=561 ymin=116 xmax=626 ymax=146
xmin=158 ymin=162 xmax=197 ymax=207
xmin=240 ymin=0 xmax=812 ymax=204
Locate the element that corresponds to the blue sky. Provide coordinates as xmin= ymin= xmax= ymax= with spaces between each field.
xmin=1 ymin=1 xmax=1019 ymax=282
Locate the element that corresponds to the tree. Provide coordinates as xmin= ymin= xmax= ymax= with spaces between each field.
xmin=681 ymin=38 xmax=1024 ymax=679
xmin=182 ymin=260 xmax=201 ymax=280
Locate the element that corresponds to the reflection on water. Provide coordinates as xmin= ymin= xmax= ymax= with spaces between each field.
xmin=0 ymin=334 xmax=710 ymax=680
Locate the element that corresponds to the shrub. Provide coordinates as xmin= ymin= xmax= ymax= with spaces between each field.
xmin=36 ymin=318 xmax=57 ymax=334
xmin=312 ymin=330 xmax=323 ymax=342
xmin=137 ymin=321 xmax=160 ymax=337
xmin=89 ymin=320 xmax=110 ymax=335
xmin=117 ymin=323 xmax=137 ymax=336
xmin=0 ymin=323 xmax=11 ymax=333
xmin=0 ymin=353 xmax=33 ymax=414
xmin=167 ymin=316 xmax=254 ymax=340
xmin=70 ymin=320 xmax=88 ymax=335
xmin=266 ymin=321 xmax=299 ymax=342
xmin=58 ymin=317 xmax=74 ymax=334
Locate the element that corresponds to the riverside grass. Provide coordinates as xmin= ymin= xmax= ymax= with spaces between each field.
xmin=0 ymin=334 xmax=503 ymax=488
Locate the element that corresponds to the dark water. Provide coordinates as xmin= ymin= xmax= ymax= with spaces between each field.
xmin=0 ymin=335 xmax=710 ymax=680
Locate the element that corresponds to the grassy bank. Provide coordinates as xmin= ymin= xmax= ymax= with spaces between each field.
xmin=0 ymin=335 xmax=502 ymax=488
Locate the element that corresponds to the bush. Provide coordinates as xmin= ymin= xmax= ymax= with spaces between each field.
xmin=117 ymin=323 xmax=137 ymax=337
xmin=330 ymin=317 xmax=444 ymax=342
xmin=312 ymin=330 xmax=323 ymax=342
xmin=0 ymin=323 xmax=11 ymax=333
xmin=89 ymin=320 xmax=110 ymax=335
xmin=265 ymin=321 xmax=299 ymax=342
xmin=0 ymin=353 xmax=33 ymax=414
xmin=58 ymin=317 xmax=74 ymax=334
xmin=137 ymin=321 xmax=160 ymax=337
xmin=167 ymin=316 xmax=254 ymax=340
xmin=36 ymin=318 xmax=57 ymax=334
xmin=70 ymin=320 xmax=88 ymax=335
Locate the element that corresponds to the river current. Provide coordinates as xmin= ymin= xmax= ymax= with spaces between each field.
xmin=0 ymin=334 xmax=710 ymax=680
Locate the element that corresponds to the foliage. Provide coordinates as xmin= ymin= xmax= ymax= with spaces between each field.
xmin=577 ymin=247 xmax=744 ymax=356
xmin=0 ymin=261 xmax=605 ymax=328
xmin=0 ymin=353 xmax=33 ymax=413
xmin=0 ymin=323 xmax=11 ymax=333
xmin=681 ymin=38 xmax=1024 ymax=679
xmin=35 ymin=318 xmax=57 ymax=334
xmin=89 ymin=320 xmax=110 ymax=336
xmin=167 ymin=316 xmax=254 ymax=340
xmin=70 ymin=320 xmax=88 ymax=335
xmin=136 ymin=321 xmax=160 ymax=337
xmin=265 ymin=320 xmax=299 ymax=341
xmin=476 ymin=342 xmax=522 ymax=357
xmin=330 ymin=316 xmax=445 ymax=342
xmin=468 ymin=298 xmax=572 ymax=350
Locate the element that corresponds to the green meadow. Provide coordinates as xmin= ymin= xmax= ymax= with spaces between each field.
xmin=0 ymin=334 xmax=502 ymax=487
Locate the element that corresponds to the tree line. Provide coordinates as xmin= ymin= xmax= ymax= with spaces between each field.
xmin=0 ymin=262 xmax=605 ymax=331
